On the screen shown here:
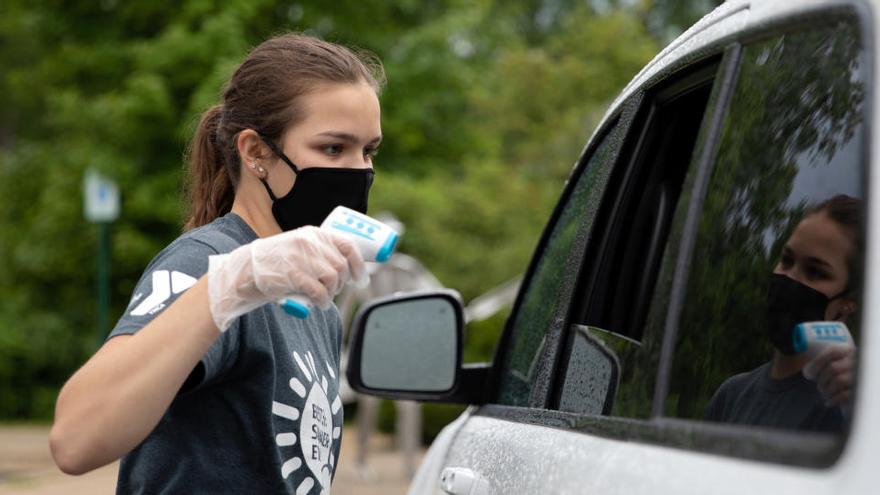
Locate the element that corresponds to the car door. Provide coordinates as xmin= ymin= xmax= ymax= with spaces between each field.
xmin=431 ymin=3 xmax=872 ymax=494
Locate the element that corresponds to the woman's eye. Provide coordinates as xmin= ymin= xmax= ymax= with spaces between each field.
xmin=322 ymin=145 xmax=343 ymax=155
xmin=779 ymin=253 xmax=793 ymax=268
xmin=806 ymin=266 xmax=830 ymax=281
xmin=364 ymin=147 xmax=379 ymax=159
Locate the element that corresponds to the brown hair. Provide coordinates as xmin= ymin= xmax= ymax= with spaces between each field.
xmin=809 ymin=194 xmax=865 ymax=292
xmin=183 ymin=34 xmax=385 ymax=230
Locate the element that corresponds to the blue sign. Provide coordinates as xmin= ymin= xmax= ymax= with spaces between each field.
xmin=83 ymin=169 xmax=120 ymax=222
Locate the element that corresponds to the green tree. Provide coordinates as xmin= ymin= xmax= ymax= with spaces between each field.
xmin=0 ymin=0 xmax=658 ymax=420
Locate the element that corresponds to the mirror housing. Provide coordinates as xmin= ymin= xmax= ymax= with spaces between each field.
xmin=346 ymin=289 xmax=489 ymax=403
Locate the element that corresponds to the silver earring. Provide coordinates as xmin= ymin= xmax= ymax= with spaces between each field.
xmin=258 ymin=166 xmax=265 ymax=174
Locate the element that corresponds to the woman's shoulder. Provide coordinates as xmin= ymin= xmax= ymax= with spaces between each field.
xmin=140 ymin=214 xmax=256 ymax=277
xmin=177 ymin=213 xmax=258 ymax=255
xmin=719 ymin=362 xmax=771 ymax=390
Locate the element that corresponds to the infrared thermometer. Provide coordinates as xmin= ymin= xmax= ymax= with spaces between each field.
xmin=278 ymin=206 xmax=399 ymax=319
xmin=792 ymin=321 xmax=855 ymax=360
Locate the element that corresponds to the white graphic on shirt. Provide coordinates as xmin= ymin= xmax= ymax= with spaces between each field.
xmin=129 ymin=292 xmax=144 ymax=306
xmin=272 ymin=351 xmax=342 ymax=494
xmin=130 ymin=270 xmax=197 ymax=316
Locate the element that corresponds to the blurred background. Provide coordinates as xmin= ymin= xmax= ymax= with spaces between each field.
xmin=0 ymin=0 xmax=718 ymax=492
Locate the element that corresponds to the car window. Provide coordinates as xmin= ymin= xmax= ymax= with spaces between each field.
xmin=661 ymin=21 xmax=865 ymax=435
xmin=496 ymin=121 xmax=623 ymax=407
xmin=559 ymin=62 xmax=720 ymax=417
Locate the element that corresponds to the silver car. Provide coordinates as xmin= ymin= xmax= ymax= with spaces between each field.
xmin=348 ymin=0 xmax=880 ymax=493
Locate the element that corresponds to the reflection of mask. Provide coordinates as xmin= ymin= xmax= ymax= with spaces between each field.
xmin=258 ymin=134 xmax=374 ymax=231
xmin=765 ymin=274 xmax=843 ymax=355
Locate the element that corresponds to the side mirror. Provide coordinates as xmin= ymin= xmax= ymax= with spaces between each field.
xmin=346 ymin=289 xmax=467 ymax=401
xmin=558 ymin=325 xmax=621 ymax=416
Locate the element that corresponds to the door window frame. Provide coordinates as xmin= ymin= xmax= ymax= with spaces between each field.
xmin=488 ymin=94 xmax=645 ymax=408
xmin=550 ymin=56 xmax=724 ymax=418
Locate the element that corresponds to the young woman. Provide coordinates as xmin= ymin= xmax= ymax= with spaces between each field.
xmin=707 ymin=195 xmax=861 ymax=432
xmin=50 ymin=33 xmax=384 ymax=494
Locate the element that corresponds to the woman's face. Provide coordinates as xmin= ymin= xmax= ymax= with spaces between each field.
xmin=265 ymin=82 xmax=382 ymax=193
xmin=773 ymin=212 xmax=856 ymax=319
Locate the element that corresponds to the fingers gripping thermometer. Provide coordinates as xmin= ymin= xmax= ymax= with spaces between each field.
xmin=792 ymin=321 xmax=855 ymax=359
xmin=279 ymin=206 xmax=399 ymax=318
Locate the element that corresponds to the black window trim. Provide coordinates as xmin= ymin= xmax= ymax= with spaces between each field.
xmin=548 ymin=55 xmax=725 ymax=416
xmin=488 ymin=94 xmax=645 ymax=408
xmin=573 ymin=57 xmax=721 ymax=342
xmin=648 ymin=44 xmax=743 ymax=417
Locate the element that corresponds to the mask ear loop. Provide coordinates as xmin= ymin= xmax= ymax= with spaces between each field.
xmin=826 ymin=284 xmax=857 ymax=321
xmin=257 ymin=132 xmax=301 ymax=173
xmin=255 ymin=132 xmax=302 ymax=202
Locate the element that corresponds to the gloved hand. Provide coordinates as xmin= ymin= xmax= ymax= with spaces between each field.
xmin=803 ymin=345 xmax=857 ymax=408
xmin=207 ymin=226 xmax=368 ymax=332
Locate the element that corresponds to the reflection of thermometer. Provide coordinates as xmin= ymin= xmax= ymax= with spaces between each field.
xmin=793 ymin=321 xmax=854 ymax=359
xmin=279 ymin=206 xmax=399 ymax=319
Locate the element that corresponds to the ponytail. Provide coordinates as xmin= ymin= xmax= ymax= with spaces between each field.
xmin=183 ymin=105 xmax=236 ymax=231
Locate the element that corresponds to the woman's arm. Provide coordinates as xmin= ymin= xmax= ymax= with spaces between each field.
xmin=50 ymin=276 xmax=219 ymax=475
xmin=49 ymin=226 xmax=366 ymax=475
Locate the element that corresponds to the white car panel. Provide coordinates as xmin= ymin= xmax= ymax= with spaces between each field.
xmin=407 ymin=1 xmax=880 ymax=493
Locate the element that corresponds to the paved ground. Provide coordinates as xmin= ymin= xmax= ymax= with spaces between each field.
xmin=0 ymin=425 xmax=422 ymax=494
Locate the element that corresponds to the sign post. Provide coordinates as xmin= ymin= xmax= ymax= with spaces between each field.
xmin=84 ymin=169 xmax=120 ymax=347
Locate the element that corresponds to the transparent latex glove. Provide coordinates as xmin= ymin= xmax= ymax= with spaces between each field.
xmin=803 ymin=345 xmax=857 ymax=408
xmin=207 ymin=226 xmax=368 ymax=332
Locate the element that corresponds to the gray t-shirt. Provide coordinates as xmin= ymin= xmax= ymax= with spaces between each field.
xmin=705 ymin=361 xmax=843 ymax=432
xmin=108 ymin=213 xmax=345 ymax=494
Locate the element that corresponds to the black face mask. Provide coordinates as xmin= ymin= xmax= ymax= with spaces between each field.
xmin=765 ymin=273 xmax=846 ymax=355
xmin=257 ymin=134 xmax=374 ymax=231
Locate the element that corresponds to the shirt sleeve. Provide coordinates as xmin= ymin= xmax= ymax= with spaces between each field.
xmin=107 ymin=237 xmax=241 ymax=390
xmin=705 ymin=379 xmax=732 ymax=422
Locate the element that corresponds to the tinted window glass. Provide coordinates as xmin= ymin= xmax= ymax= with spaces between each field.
xmin=664 ymin=22 xmax=865 ymax=433
xmin=497 ymin=125 xmax=620 ymax=406
xmin=574 ymin=68 xmax=717 ymax=419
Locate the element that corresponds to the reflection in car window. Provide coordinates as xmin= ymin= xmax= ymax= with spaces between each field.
xmin=497 ymin=125 xmax=620 ymax=406
xmin=559 ymin=326 xmax=621 ymax=415
xmin=664 ymin=22 xmax=865 ymax=433
xmin=587 ymin=68 xmax=717 ymax=419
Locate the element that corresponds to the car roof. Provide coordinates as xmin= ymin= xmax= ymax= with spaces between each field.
xmin=595 ymin=0 xmax=871 ymax=135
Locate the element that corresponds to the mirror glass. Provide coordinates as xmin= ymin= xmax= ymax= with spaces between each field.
xmin=361 ymin=296 xmax=458 ymax=392
xmin=559 ymin=326 xmax=621 ymax=415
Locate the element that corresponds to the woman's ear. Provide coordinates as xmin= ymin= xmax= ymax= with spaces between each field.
xmin=236 ymin=129 xmax=270 ymax=179
xmin=838 ymin=297 xmax=858 ymax=322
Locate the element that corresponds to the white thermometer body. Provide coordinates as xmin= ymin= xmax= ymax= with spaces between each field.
xmin=792 ymin=321 xmax=854 ymax=359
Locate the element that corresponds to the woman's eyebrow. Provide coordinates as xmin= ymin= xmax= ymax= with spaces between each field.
xmin=805 ymin=256 xmax=833 ymax=269
xmin=316 ymin=131 xmax=382 ymax=144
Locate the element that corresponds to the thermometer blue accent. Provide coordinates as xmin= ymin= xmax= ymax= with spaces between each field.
xmin=376 ymin=232 xmax=399 ymax=262
xmin=793 ymin=325 xmax=808 ymax=354
xmin=281 ymin=298 xmax=310 ymax=319
xmin=329 ymin=222 xmax=377 ymax=241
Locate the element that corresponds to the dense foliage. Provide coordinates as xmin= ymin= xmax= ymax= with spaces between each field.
xmin=0 ymin=0 xmax=718 ymax=422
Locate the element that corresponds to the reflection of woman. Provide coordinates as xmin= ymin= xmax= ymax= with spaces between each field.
xmin=706 ymin=195 xmax=861 ymax=432
xmin=50 ymin=34 xmax=383 ymax=492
